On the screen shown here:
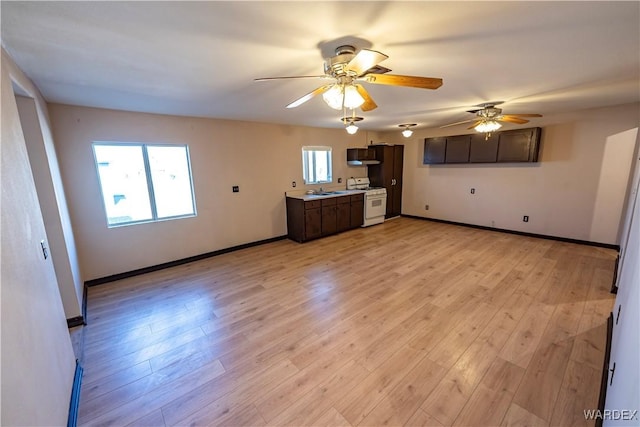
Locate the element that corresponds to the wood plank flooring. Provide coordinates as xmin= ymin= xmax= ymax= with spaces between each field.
xmin=76 ymin=218 xmax=616 ymax=426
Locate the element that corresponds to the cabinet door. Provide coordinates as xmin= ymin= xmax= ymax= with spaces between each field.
xmin=423 ymin=138 xmax=446 ymax=164
xmin=304 ymin=207 xmax=322 ymax=240
xmin=445 ymin=135 xmax=471 ymax=163
xmin=497 ymin=128 xmax=541 ymax=162
xmin=321 ymin=205 xmax=337 ymax=235
xmin=336 ymin=198 xmax=351 ymax=232
xmin=469 ymin=133 xmax=499 ymax=162
xmin=350 ymin=195 xmax=364 ymax=228
xmin=390 ymin=145 xmax=404 ymax=218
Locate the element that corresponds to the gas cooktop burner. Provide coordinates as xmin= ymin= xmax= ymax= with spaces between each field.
xmin=346 ymin=177 xmax=386 ymax=192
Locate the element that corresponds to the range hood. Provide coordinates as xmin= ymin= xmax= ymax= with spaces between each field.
xmin=347 ymin=148 xmax=380 ymax=166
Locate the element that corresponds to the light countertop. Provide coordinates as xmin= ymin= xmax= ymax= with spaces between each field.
xmin=285 ymin=189 xmax=366 ymax=201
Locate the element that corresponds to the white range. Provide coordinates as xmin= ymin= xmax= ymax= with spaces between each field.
xmin=346 ymin=177 xmax=387 ymax=227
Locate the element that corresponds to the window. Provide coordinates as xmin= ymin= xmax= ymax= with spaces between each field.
xmin=302 ymin=146 xmax=332 ymax=184
xmin=92 ymin=143 xmax=196 ymax=226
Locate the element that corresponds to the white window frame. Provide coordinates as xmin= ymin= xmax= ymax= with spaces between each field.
xmin=302 ymin=146 xmax=333 ymax=185
xmin=92 ymin=142 xmax=197 ymax=227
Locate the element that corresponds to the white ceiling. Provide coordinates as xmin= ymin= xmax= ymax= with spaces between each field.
xmin=2 ymin=1 xmax=639 ymax=132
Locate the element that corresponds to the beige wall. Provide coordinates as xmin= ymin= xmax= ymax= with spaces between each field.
xmin=590 ymin=128 xmax=638 ymax=243
xmin=380 ymin=103 xmax=640 ymax=245
xmin=48 ymin=104 xmax=373 ymax=280
xmin=1 ymin=49 xmax=76 ymax=426
xmin=15 ymin=95 xmax=83 ymax=319
xmin=49 ymin=103 xmax=639 ymax=281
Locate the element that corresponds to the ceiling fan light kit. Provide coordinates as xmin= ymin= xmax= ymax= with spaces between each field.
xmin=474 ymin=120 xmax=502 ymax=133
xmin=322 ymin=83 xmax=365 ymax=110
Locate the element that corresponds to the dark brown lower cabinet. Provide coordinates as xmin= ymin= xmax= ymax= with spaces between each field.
xmin=321 ymin=198 xmax=337 ymax=235
xmin=286 ymin=193 xmax=364 ymax=242
xmin=350 ymin=194 xmax=364 ymax=228
xmin=336 ymin=197 xmax=351 ymax=232
xmin=304 ymin=205 xmax=321 ymax=240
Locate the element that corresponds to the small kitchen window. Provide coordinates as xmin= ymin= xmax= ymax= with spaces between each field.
xmin=302 ymin=146 xmax=332 ymax=185
xmin=92 ymin=142 xmax=196 ymax=227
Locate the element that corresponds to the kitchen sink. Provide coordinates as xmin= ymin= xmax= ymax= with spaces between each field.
xmin=318 ymin=191 xmax=349 ymax=195
xmin=307 ymin=190 xmax=350 ymax=197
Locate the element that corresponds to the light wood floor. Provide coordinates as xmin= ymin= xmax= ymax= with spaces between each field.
xmin=77 ymin=218 xmax=616 ymax=426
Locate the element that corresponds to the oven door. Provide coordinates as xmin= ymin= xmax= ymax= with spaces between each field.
xmin=365 ymin=194 xmax=387 ymax=219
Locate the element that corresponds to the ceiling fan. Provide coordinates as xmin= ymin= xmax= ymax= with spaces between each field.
xmin=441 ymin=102 xmax=542 ymax=134
xmin=255 ymin=45 xmax=443 ymax=112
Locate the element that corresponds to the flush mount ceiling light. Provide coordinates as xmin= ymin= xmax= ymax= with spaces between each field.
xmin=341 ymin=116 xmax=363 ymax=135
xmin=322 ymin=82 xmax=365 ymax=110
xmin=399 ymin=123 xmax=417 ymax=138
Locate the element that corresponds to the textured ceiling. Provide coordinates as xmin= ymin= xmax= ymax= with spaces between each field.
xmin=2 ymin=1 xmax=639 ymax=132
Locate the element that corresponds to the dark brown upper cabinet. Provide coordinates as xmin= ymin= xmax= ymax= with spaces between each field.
xmin=470 ymin=133 xmax=499 ymax=162
xmin=347 ymin=148 xmax=379 ymax=165
xmin=423 ymin=137 xmax=446 ymax=164
xmin=424 ymin=127 xmax=541 ymax=164
xmin=497 ymin=128 xmax=541 ymax=162
xmin=445 ymin=135 xmax=471 ymax=163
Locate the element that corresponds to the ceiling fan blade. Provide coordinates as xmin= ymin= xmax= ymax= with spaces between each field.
xmin=346 ymin=49 xmax=389 ymax=76
xmin=467 ymin=121 xmax=483 ymax=130
xmin=286 ymin=85 xmax=333 ymax=109
xmin=440 ymin=119 xmax=475 ymax=128
xmin=254 ymin=75 xmax=328 ymax=82
xmin=355 ymin=84 xmax=377 ymax=111
xmin=499 ymin=116 xmax=529 ymax=124
xmin=362 ymin=73 xmax=443 ymax=89
xmin=504 ymin=113 xmax=542 ymax=118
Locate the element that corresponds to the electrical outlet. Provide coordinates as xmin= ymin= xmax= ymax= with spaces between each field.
xmin=425 ymin=204 xmax=429 ymax=210
xmin=470 ymin=188 xmax=475 ymax=194
xmin=232 ymin=186 xmax=239 ymax=193
xmin=523 ymin=215 xmax=529 ymax=222
xmin=292 ymin=181 xmax=296 ymax=187
xmin=338 ymin=178 xmax=342 ymax=183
